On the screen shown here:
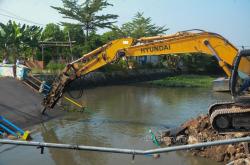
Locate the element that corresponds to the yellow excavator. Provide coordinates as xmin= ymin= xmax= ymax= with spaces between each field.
xmin=41 ymin=29 xmax=250 ymax=133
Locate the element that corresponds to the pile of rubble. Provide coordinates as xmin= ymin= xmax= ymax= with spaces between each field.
xmin=161 ymin=114 xmax=250 ymax=164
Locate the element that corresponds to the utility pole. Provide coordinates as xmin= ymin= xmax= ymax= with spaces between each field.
xmin=68 ymin=31 xmax=73 ymax=61
xmin=39 ymin=41 xmax=76 ymax=63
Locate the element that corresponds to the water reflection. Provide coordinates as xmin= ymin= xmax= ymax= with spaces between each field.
xmin=40 ymin=124 xmax=77 ymax=165
xmin=40 ymin=120 xmax=108 ymax=165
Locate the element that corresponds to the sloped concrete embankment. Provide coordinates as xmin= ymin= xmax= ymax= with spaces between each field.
xmin=0 ymin=77 xmax=65 ymax=129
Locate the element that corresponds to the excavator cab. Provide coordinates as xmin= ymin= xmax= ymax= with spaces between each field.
xmin=230 ymin=49 xmax=250 ymax=101
xmin=209 ymin=50 xmax=250 ymax=132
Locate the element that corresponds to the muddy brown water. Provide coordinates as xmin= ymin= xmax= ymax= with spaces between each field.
xmin=0 ymin=85 xmax=231 ymax=165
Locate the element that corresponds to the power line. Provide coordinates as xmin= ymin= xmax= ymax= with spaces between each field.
xmin=0 ymin=13 xmax=44 ymax=26
xmin=0 ymin=8 xmax=44 ymax=26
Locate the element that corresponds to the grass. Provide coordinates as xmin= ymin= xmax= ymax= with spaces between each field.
xmin=31 ymin=62 xmax=65 ymax=74
xmin=149 ymin=75 xmax=215 ymax=88
xmin=31 ymin=68 xmax=61 ymax=74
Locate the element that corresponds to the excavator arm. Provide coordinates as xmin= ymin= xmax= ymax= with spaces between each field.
xmin=41 ymin=30 xmax=250 ymax=115
xmin=41 ymin=38 xmax=134 ymax=112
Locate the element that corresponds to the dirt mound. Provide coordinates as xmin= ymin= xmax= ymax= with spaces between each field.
xmin=162 ymin=114 xmax=250 ymax=164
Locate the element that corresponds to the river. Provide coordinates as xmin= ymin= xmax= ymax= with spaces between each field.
xmin=0 ymin=85 xmax=232 ymax=165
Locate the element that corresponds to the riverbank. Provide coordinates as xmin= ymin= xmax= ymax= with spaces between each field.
xmin=34 ymin=69 xmax=218 ymax=89
xmin=35 ymin=69 xmax=178 ymax=88
xmin=148 ymin=75 xmax=215 ymax=88
xmin=161 ymin=114 xmax=250 ymax=164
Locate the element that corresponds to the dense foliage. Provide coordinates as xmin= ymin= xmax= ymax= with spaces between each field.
xmin=0 ymin=21 xmax=42 ymax=62
xmin=117 ymin=12 xmax=168 ymax=38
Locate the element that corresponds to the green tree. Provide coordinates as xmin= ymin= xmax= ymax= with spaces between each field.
xmin=0 ymin=21 xmax=28 ymax=76
xmin=51 ymin=0 xmax=118 ymax=43
xmin=119 ymin=12 xmax=168 ymax=38
xmin=0 ymin=21 xmax=42 ymax=61
xmin=23 ymin=25 xmax=43 ymax=60
xmin=0 ymin=23 xmax=9 ymax=59
xmin=41 ymin=23 xmax=64 ymax=62
xmin=63 ymin=25 xmax=84 ymax=43
xmin=100 ymin=27 xmax=123 ymax=43
xmin=1 ymin=21 xmax=26 ymax=60
xmin=42 ymin=23 xmax=63 ymax=41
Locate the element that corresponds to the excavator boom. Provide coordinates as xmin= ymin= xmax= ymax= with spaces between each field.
xmin=67 ymin=30 xmax=250 ymax=78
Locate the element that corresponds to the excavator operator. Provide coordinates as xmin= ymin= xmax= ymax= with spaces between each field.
xmin=239 ymin=76 xmax=250 ymax=95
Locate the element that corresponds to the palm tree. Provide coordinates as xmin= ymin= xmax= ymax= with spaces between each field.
xmin=0 ymin=21 xmax=42 ymax=77
xmin=0 ymin=22 xmax=12 ymax=62
xmin=24 ymin=25 xmax=43 ymax=60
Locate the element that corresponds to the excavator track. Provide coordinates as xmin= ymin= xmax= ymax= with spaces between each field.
xmin=209 ymin=102 xmax=235 ymax=116
xmin=209 ymin=102 xmax=250 ymax=132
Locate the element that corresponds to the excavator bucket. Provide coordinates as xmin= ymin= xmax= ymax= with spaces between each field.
xmin=42 ymin=73 xmax=72 ymax=114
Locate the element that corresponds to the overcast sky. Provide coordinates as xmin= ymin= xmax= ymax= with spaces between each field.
xmin=0 ymin=0 xmax=249 ymax=46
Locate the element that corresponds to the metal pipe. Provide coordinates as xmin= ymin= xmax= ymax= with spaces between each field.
xmin=0 ymin=124 xmax=18 ymax=137
xmin=0 ymin=139 xmax=143 ymax=155
xmin=1 ymin=116 xmax=24 ymax=135
xmin=144 ymin=136 xmax=250 ymax=154
xmin=1 ymin=136 xmax=250 ymax=155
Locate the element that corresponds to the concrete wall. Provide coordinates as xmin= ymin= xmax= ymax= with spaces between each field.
xmin=0 ymin=64 xmax=30 ymax=80
xmin=35 ymin=69 xmax=178 ymax=89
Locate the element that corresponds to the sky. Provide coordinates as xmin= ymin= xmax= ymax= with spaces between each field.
xmin=0 ymin=0 xmax=249 ymax=47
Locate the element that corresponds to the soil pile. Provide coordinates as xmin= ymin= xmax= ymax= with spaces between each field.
xmin=162 ymin=114 xmax=250 ymax=164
